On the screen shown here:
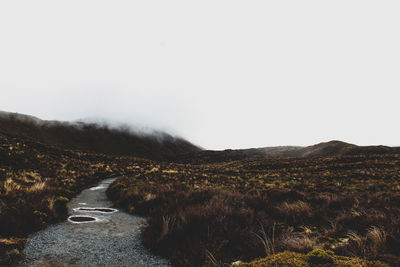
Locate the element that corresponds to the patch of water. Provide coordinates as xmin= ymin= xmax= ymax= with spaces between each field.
xmin=68 ymin=216 xmax=98 ymax=223
xmin=73 ymin=207 xmax=118 ymax=213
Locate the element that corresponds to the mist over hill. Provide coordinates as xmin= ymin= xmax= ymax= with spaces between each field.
xmin=0 ymin=111 xmax=200 ymax=161
xmin=1 ymin=110 xmax=400 ymax=265
xmin=1 ymin=110 xmax=399 ymax=164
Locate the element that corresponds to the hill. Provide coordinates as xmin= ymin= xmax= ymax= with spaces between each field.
xmin=173 ymin=140 xmax=400 ymax=164
xmin=0 ymin=111 xmax=200 ymax=161
xmin=3 ymin=111 xmax=397 ymax=164
xmin=1 ymin=110 xmax=399 ymax=265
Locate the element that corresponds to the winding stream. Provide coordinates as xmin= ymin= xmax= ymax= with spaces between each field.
xmin=20 ymin=178 xmax=170 ymax=267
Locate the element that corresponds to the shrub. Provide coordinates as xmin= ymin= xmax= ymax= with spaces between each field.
xmin=107 ymin=182 xmax=125 ymax=199
xmin=276 ymin=201 xmax=311 ymax=223
xmin=279 ymin=233 xmax=315 ymax=253
xmin=53 ymin=196 xmax=69 ymax=216
xmin=367 ymin=226 xmax=387 ymax=257
xmin=0 ymin=248 xmax=21 ymax=265
xmin=33 ymin=210 xmax=48 ymax=227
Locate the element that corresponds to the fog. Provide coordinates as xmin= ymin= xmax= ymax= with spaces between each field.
xmin=1 ymin=1 xmax=399 ymax=149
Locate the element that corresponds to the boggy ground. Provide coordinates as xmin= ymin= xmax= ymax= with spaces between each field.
xmin=107 ymin=154 xmax=400 ymax=266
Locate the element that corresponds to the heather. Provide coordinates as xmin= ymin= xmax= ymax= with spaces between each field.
xmin=107 ymin=154 xmax=400 ymax=266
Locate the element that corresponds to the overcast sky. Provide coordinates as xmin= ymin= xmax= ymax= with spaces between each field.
xmin=1 ymin=1 xmax=399 ymax=149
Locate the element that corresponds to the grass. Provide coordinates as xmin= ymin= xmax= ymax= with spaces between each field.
xmin=0 ymin=133 xmax=142 ymax=261
xmin=238 ymin=250 xmax=389 ymax=267
xmin=107 ymin=154 xmax=400 ymax=266
xmin=252 ymin=222 xmax=276 ymax=256
xmin=1 ymin=114 xmax=400 ymax=266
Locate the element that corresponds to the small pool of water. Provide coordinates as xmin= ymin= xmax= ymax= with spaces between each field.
xmin=74 ymin=207 xmax=118 ymax=213
xmin=68 ymin=216 xmax=97 ymax=223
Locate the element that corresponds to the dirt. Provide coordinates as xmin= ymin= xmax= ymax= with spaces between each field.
xmin=19 ymin=178 xmax=170 ymax=266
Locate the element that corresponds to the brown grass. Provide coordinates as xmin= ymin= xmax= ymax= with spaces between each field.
xmin=106 ymin=154 xmax=400 ymax=266
xmin=276 ymin=201 xmax=311 ymax=223
xmin=0 ymin=132 xmax=141 ymax=260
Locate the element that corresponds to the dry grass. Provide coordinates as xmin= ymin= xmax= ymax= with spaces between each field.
xmin=279 ymin=232 xmax=315 ymax=253
xmin=0 ymin=133 xmax=140 ymax=260
xmin=347 ymin=231 xmax=366 ymax=257
xmin=276 ymin=201 xmax=311 ymax=223
xmin=253 ymin=223 xmax=276 ymax=256
xmin=346 ymin=227 xmax=387 ymax=259
xmin=158 ymin=216 xmax=176 ymax=242
xmin=2 ymin=178 xmax=21 ymax=194
xmin=205 ymin=249 xmax=226 ymax=267
xmin=367 ymin=226 xmax=387 ymax=258
xmin=2 ymin=119 xmax=400 ymax=266
xmin=106 ymin=154 xmax=400 ymax=266
xmin=26 ymin=181 xmax=47 ymax=192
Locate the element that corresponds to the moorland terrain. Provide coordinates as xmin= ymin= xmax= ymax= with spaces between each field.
xmin=1 ymin=111 xmax=399 ymax=266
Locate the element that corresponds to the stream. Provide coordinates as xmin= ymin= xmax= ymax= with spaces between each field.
xmin=20 ymin=178 xmax=170 ymax=267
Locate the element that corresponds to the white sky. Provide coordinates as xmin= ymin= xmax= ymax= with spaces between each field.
xmin=1 ymin=1 xmax=399 ymax=150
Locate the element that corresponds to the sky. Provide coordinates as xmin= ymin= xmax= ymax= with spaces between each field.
xmin=1 ymin=1 xmax=399 ymax=150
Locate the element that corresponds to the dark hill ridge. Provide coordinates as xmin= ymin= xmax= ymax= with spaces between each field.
xmin=0 ymin=111 xmax=200 ymax=161
xmin=173 ymin=140 xmax=400 ymax=164
xmin=1 ymin=111 xmax=398 ymax=163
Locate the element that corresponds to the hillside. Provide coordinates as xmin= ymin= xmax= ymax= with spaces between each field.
xmin=0 ymin=111 xmax=200 ymax=161
xmin=173 ymin=140 xmax=400 ymax=164
xmin=0 ymin=111 xmax=200 ymax=264
xmin=3 ymin=111 xmax=397 ymax=164
xmin=0 ymin=127 xmax=138 ymax=264
xmin=1 ymin=111 xmax=399 ymax=266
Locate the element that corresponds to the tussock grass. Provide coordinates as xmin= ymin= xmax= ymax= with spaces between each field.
xmin=279 ymin=232 xmax=315 ymax=253
xmin=2 ymin=178 xmax=21 ymax=194
xmin=0 ymin=133 xmax=140 ymax=260
xmin=276 ymin=201 xmax=311 ymax=223
xmin=252 ymin=222 xmax=276 ymax=256
xmin=107 ymin=154 xmax=400 ymax=266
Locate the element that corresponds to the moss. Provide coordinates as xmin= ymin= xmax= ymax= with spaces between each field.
xmin=239 ymin=251 xmax=310 ymax=267
xmin=307 ymin=249 xmax=334 ymax=264
xmin=239 ymin=251 xmax=389 ymax=267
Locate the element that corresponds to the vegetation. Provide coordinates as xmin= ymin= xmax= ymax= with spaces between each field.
xmin=0 ymin=112 xmax=195 ymax=264
xmin=0 ymin=131 xmax=131 ymax=263
xmin=1 ymin=111 xmax=399 ymax=266
xmin=107 ymin=153 xmax=400 ymax=266
xmin=239 ymin=251 xmax=388 ymax=267
xmin=0 ymin=111 xmax=200 ymax=161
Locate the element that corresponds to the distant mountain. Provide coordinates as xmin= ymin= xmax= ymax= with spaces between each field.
xmin=1 ymin=111 xmax=398 ymax=164
xmin=0 ymin=111 xmax=200 ymax=161
xmin=173 ymin=140 xmax=400 ymax=164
